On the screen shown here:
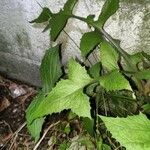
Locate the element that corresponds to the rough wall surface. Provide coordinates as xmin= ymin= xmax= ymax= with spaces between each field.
xmin=0 ymin=0 xmax=149 ymax=86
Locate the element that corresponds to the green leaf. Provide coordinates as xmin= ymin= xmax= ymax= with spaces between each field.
xmin=82 ymin=118 xmax=94 ymax=137
xmin=102 ymin=144 xmax=111 ymax=150
xmin=49 ymin=0 xmax=78 ymax=41
xmin=99 ymin=70 xmax=131 ymax=91
xmin=49 ymin=11 xmax=68 ymax=41
xmin=100 ymin=113 xmax=150 ymax=150
xmin=142 ymin=104 xmax=150 ymax=115
xmin=63 ymin=0 xmax=78 ymax=14
xmin=95 ymin=0 xmax=119 ymax=27
xmin=26 ymin=93 xmax=46 ymax=141
xmin=89 ymin=62 xmax=102 ymax=79
xmin=134 ymin=70 xmax=150 ymax=80
xmin=130 ymin=53 xmax=143 ymax=65
xmin=100 ymin=40 xmax=119 ymax=71
xmin=27 ymin=117 xmax=45 ymax=142
xmin=30 ymin=7 xmax=52 ymax=23
xmin=40 ymin=45 xmax=62 ymax=93
xmin=87 ymin=15 xmax=95 ymax=22
xmin=80 ymin=30 xmax=102 ymax=56
xmin=27 ymin=59 xmax=93 ymax=124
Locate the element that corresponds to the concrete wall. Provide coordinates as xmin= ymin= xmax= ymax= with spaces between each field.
xmin=0 ymin=0 xmax=150 ymax=86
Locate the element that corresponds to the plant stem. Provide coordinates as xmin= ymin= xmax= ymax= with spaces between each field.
xmin=69 ymin=14 xmax=144 ymax=92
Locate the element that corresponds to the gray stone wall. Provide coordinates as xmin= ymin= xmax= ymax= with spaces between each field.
xmin=0 ymin=0 xmax=149 ymax=86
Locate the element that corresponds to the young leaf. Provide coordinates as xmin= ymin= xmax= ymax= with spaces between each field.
xmin=80 ymin=30 xmax=102 ymax=57
xmin=49 ymin=12 xmax=69 ymax=41
xmin=95 ymin=0 xmax=119 ymax=27
xmin=27 ymin=117 xmax=45 ymax=142
xmin=40 ymin=45 xmax=62 ymax=93
xmin=27 ymin=59 xmax=93 ymax=124
xmin=99 ymin=70 xmax=131 ymax=91
xmin=100 ymin=113 xmax=150 ymax=150
xmin=100 ymin=40 xmax=119 ymax=71
xmin=134 ymin=70 xmax=150 ymax=80
xmin=30 ymin=7 xmax=52 ymax=23
xmin=63 ymin=0 xmax=78 ymax=14
xmin=26 ymin=93 xmax=46 ymax=141
xmin=88 ymin=62 xmax=102 ymax=79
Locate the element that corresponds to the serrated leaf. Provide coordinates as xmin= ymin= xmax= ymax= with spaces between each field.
xmin=40 ymin=45 xmax=62 ymax=93
xmin=99 ymin=70 xmax=131 ymax=91
xmin=80 ymin=30 xmax=102 ymax=56
xmin=100 ymin=113 xmax=150 ymax=150
xmin=100 ymin=40 xmax=119 ymax=71
xmin=63 ymin=0 xmax=78 ymax=14
xmin=134 ymin=70 xmax=150 ymax=80
xmin=95 ymin=0 xmax=119 ymax=27
xmin=27 ymin=59 xmax=93 ymax=124
xmin=26 ymin=93 xmax=46 ymax=141
xmin=30 ymin=7 xmax=52 ymax=23
xmin=89 ymin=62 xmax=102 ymax=79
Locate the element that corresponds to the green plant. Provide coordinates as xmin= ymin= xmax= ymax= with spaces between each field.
xmin=26 ymin=0 xmax=150 ymax=149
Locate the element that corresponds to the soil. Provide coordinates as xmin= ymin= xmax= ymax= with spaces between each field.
xmin=0 ymin=76 xmax=68 ymax=150
xmin=0 ymin=75 xmax=84 ymax=150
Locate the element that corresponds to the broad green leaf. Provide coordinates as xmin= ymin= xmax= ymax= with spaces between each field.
xmin=49 ymin=0 xmax=78 ymax=41
xmin=100 ymin=113 xmax=150 ymax=150
xmin=80 ymin=31 xmax=102 ymax=56
xmin=89 ymin=62 xmax=102 ymax=79
xmin=82 ymin=117 xmax=94 ymax=137
xmin=134 ymin=70 xmax=150 ymax=80
xmin=49 ymin=11 xmax=69 ymax=41
xmin=100 ymin=40 xmax=119 ymax=71
xmin=27 ymin=59 xmax=93 ymax=124
xmin=63 ymin=0 xmax=78 ymax=14
xmin=27 ymin=45 xmax=62 ymax=141
xmin=26 ymin=93 xmax=46 ymax=141
xmin=95 ymin=0 xmax=119 ymax=27
xmin=40 ymin=45 xmax=62 ymax=93
xmin=99 ymin=70 xmax=131 ymax=91
xmin=27 ymin=117 xmax=45 ymax=142
xmin=30 ymin=7 xmax=52 ymax=23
